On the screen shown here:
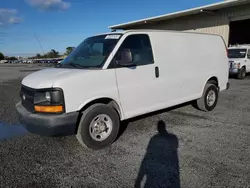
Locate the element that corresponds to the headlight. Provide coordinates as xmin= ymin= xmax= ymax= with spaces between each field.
xmin=233 ymin=63 xmax=240 ymax=69
xmin=45 ymin=92 xmax=51 ymax=102
xmin=34 ymin=89 xmax=64 ymax=113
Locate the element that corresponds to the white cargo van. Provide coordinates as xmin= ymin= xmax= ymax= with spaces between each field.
xmin=16 ymin=30 xmax=229 ymax=150
xmin=228 ymin=45 xmax=250 ymax=79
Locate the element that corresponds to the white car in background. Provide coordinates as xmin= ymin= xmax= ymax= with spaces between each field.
xmin=228 ymin=45 xmax=250 ymax=79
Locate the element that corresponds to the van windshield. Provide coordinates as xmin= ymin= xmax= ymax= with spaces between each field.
xmin=60 ymin=34 xmax=121 ymax=68
xmin=228 ymin=49 xmax=247 ymax=59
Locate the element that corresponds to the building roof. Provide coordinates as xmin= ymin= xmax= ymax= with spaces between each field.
xmin=109 ymin=0 xmax=250 ymax=30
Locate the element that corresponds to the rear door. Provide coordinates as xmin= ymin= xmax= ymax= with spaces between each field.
xmin=113 ymin=34 xmax=162 ymax=118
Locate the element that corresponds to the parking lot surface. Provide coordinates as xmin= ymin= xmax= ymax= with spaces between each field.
xmin=0 ymin=64 xmax=249 ymax=188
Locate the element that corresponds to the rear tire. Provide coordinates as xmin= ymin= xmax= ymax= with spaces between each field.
xmin=76 ymin=104 xmax=120 ymax=150
xmin=237 ymin=67 xmax=246 ymax=80
xmin=195 ymin=83 xmax=218 ymax=112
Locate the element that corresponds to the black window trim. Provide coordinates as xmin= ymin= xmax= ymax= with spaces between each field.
xmin=107 ymin=33 xmax=154 ymax=69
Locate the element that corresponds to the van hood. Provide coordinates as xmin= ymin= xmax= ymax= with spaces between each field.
xmin=22 ymin=68 xmax=93 ymax=89
xmin=228 ymin=58 xmax=245 ymax=63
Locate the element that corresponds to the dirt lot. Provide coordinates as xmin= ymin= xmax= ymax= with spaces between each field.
xmin=0 ymin=64 xmax=249 ymax=188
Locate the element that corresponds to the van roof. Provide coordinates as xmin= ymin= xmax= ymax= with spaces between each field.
xmin=228 ymin=45 xmax=250 ymax=49
xmin=94 ymin=29 xmax=221 ymax=37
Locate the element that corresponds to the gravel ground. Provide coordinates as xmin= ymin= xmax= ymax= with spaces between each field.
xmin=0 ymin=64 xmax=249 ymax=188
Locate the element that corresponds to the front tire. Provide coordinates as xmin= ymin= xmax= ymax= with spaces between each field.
xmin=195 ymin=83 xmax=219 ymax=112
xmin=237 ymin=67 xmax=246 ymax=80
xmin=76 ymin=104 xmax=120 ymax=150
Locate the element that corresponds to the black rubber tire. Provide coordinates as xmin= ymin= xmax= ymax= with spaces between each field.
xmin=76 ymin=104 xmax=120 ymax=150
xmin=195 ymin=83 xmax=219 ymax=112
xmin=237 ymin=67 xmax=246 ymax=80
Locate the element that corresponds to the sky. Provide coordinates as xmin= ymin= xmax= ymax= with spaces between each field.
xmin=0 ymin=0 xmax=221 ymax=57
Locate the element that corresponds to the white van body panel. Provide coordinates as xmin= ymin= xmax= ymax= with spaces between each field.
xmin=21 ymin=68 xmax=100 ymax=89
xmin=115 ymin=64 xmax=162 ymax=118
xmin=151 ymin=31 xmax=228 ymax=91
xmin=21 ymin=30 xmax=228 ymax=121
xmin=106 ymin=31 xmax=228 ymax=119
xmin=22 ymin=68 xmax=122 ymax=118
xmin=53 ymin=69 xmax=121 ymax=116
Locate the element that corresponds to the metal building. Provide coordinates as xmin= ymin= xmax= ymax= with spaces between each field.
xmin=109 ymin=0 xmax=250 ymax=46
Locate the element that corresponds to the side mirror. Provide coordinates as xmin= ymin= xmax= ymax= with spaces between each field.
xmin=117 ymin=49 xmax=134 ymax=67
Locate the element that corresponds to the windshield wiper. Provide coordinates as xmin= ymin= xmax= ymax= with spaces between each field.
xmin=68 ymin=63 xmax=98 ymax=69
xmin=68 ymin=63 xmax=82 ymax=68
xmin=57 ymin=62 xmax=98 ymax=69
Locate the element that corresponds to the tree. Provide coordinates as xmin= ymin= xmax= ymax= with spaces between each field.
xmin=6 ymin=56 xmax=17 ymax=60
xmin=65 ymin=47 xmax=75 ymax=55
xmin=47 ymin=49 xmax=59 ymax=58
xmin=0 ymin=52 xmax=4 ymax=60
xmin=35 ymin=53 xmax=41 ymax=58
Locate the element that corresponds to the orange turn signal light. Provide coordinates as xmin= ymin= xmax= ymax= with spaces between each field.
xmin=34 ymin=105 xmax=63 ymax=113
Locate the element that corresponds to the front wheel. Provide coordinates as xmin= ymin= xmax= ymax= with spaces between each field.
xmin=237 ymin=67 xmax=246 ymax=80
xmin=195 ymin=83 xmax=219 ymax=112
xmin=76 ymin=104 xmax=120 ymax=150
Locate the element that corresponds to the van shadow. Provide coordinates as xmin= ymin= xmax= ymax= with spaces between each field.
xmin=134 ymin=120 xmax=180 ymax=188
xmin=117 ymin=102 xmax=192 ymax=140
xmin=229 ymin=73 xmax=250 ymax=80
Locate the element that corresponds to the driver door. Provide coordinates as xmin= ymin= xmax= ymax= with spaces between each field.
xmin=113 ymin=34 xmax=163 ymax=119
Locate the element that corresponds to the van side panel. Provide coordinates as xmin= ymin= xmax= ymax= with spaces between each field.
xmin=148 ymin=31 xmax=228 ymax=109
xmin=104 ymin=31 xmax=228 ymax=120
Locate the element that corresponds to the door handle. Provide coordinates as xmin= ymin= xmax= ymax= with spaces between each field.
xmin=155 ymin=66 xmax=159 ymax=78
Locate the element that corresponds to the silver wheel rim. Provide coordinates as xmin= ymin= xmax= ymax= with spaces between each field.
xmin=206 ymin=90 xmax=216 ymax=107
xmin=89 ymin=114 xmax=113 ymax=142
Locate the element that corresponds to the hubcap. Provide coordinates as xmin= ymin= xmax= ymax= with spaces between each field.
xmin=89 ymin=114 xmax=113 ymax=141
xmin=206 ymin=90 xmax=216 ymax=107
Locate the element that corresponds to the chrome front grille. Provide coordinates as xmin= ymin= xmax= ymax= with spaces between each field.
xmin=20 ymin=85 xmax=35 ymax=112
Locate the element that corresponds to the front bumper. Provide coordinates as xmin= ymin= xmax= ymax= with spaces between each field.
xmin=229 ymin=68 xmax=239 ymax=75
xmin=16 ymin=102 xmax=79 ymax=136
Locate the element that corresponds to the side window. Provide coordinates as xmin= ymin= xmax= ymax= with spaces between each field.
xmin=247 ymin=49 xmax=250 ymax=59
xmin=116 ymin=34 xmax=154 ymax=66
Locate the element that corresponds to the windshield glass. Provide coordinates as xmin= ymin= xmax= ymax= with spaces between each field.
xmin=60 ymin=34 xmax=122 ymax=68
xmin=228 ymin=49 xmax=247 ymax=59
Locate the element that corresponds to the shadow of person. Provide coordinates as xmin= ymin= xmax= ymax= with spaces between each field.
xmin=135 ymin=120 xmax=180 ymax=188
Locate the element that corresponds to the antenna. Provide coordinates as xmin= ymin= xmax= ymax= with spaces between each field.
xmin=34 ymin=31 xmax=45 ymax=55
